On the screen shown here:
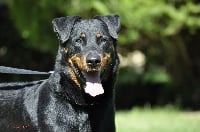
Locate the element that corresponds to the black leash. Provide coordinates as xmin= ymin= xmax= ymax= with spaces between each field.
xmin=0 ymin=66 xmax=53 ymax=90
xmin=0 ymin=66 xmax=53 ymax=75
xmin=0 ymin=80 xmax=47 ymax=90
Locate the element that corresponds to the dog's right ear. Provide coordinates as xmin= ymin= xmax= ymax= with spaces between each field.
xmin=52 ymin=16 xmax=81 ymax=44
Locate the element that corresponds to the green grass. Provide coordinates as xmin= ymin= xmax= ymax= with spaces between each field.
xmin=116 ymin=107 xmax=200 ymax=132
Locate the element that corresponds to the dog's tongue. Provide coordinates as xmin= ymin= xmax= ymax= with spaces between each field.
xmin=84 ymin=72 xmax=104 ymax=97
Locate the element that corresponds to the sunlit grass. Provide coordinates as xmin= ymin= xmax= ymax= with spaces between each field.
xmin=116 ymin=106 xmax=200 ymax=132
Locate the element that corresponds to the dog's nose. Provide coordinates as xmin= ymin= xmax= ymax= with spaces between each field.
xmin=86 ymin=53 xmax=101 ymax=67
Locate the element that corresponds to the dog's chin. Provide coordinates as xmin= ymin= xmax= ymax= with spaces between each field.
xmin=83 ymin=71 xmax=104 ymax=97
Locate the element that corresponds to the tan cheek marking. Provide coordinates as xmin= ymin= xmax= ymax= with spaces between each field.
xmin=71 ymin=55 xmax=88 ymax=72
xmin=71 ymin=55 xmax=94 ymax=72
xmin=71 ymin=71 xmax=81 ymax=88
xmin=70 ymin=55 xmax=81 ymax=67
xmin=68 ymin=57 xmax=81 ymax=88
xmin=101 ymin=53 xmax=111 ymax=67
xmin=101 ymin=54 xmax=112 ymax=81
xmin=81 ymin=56 xmax=88 ymax=71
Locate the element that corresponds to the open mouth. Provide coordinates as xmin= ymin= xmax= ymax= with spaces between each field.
xmin=84 ymin=71 xmax=104 ymax=97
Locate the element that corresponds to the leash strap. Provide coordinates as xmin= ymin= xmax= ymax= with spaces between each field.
xmin=0 ymin=80 xmax=46 ymax=90
xmin=0 ymin=66 xmax=53 ymax=75
xmin=0 ymin=66 xmax=52 ymax=90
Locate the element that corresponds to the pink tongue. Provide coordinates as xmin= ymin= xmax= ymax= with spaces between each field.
xmin=84 ymin=73 xmax=104 ymax=97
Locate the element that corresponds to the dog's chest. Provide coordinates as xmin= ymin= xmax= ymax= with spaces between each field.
xmin=56 ymin=103 xmax=90 ymax=131
xmin=39 ymin=94 xmax=92 ymax=131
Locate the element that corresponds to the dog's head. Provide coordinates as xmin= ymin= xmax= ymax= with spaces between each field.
xmin=52 ymin=15 xmax=120 ymax=98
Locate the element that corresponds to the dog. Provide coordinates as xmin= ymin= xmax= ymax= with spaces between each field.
xmin=0 ymin=15 xmax=120 ymax=132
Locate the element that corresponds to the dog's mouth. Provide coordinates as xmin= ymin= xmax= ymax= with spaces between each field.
xmin=68 ymin=53 xmax=112 ymax=97
xmin=84 ymin=71 xmax=104 ymax=97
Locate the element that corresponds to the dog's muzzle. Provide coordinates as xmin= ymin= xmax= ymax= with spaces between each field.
xmin=84 ymin=52 xmax=104 ymax=97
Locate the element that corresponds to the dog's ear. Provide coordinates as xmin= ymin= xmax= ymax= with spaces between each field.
xmin=52 ymin=16 xmax=81 ymax=44
xmin=94 ymin=15 xmax=120 ymax=39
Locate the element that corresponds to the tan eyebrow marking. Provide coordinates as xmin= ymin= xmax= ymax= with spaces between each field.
xmin=96 ymin=33 xmax=102 ymax=38
xmin=80 ymin=33 xmax=86 ymax=38
xmin=64 ymin=48 xmax=68 ymax=54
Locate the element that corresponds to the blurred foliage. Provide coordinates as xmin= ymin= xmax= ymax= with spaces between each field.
xmin=2 ymin=0 xmax=200 ymax=109
xmin=6 ymin=0 xmax=200 ymax=52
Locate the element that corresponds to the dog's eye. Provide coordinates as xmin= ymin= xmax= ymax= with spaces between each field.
xmin=101 ymin=38 xmax=108 ymax=44
xmin=75 ymin=38 xmax=83 ymax=44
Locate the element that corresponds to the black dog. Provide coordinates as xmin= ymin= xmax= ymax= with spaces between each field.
xmin=0 ymin=15 xmax=120 ymax=132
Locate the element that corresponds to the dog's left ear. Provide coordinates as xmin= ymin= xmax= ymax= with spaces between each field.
xmin=52 ymin=16 xmax=81 ymax=44
xmin=94 ymin=15 xmax=120 ymax=39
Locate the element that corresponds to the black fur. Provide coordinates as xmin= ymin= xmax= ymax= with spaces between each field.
xmin=0 ymin=15 xmax=120 ymax=132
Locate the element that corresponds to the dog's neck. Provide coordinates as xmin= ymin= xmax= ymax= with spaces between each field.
xmin=48 ymin=68 xmax=114 ymax=107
